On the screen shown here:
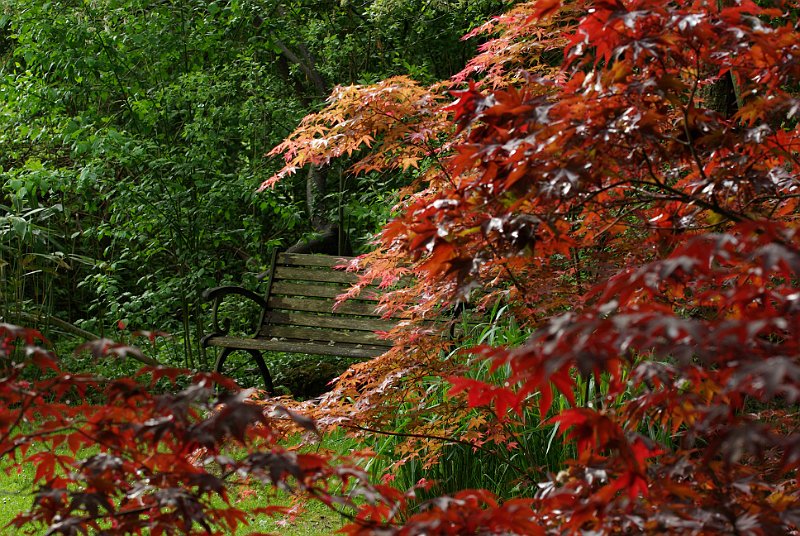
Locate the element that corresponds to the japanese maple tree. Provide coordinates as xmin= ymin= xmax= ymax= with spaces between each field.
xmin=268 ymin=0 xmax=800 ymax=533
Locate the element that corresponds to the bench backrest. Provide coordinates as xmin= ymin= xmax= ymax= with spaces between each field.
xmin=258 ymin=252 xmax=396 ymax=359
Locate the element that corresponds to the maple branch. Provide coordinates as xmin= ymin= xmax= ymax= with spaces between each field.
xmin=593 ymin=202 xmax=650 ymax=235
xmin=570 ymin=247 xmax=584 ymax=294
xmin=271 ymin=36 xmax=328 ymax=99
xmin=303 ymin=486 xmax=372 ymax=526
xmin=579 ymin=180 xmax=634 ymax=205
xmin=682 ymin=58 xmax=713 ymax=187
xmin=33 ymin=504 xmax=177 ymax=530
xmin=340 ymin=423 xmax=530 ymax=476
xmin=482 ymin=233 xmax=535 ymax=311
xmin=0 ymin=397 xmax=36 ymax=457
xmin=744 ymin=192 xmax=800 ymax=210
xmin=638 ymin=149 xmax=746 ymax=224
xmin=770 ymin=136 xmax=800 ymax=171
xmin=6 ymin=423 xmax=86 ymax=450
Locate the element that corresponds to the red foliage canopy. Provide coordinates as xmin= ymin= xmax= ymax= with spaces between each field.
xmin=268 ymin=0 xmax=800 ymax=533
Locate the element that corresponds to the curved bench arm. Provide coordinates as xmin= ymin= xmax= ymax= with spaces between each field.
xmin=201 ymin=286 xmax=269 ymax=345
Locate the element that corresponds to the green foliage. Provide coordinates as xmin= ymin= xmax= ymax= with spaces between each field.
xmin=0 ymin=0 xmax=501 ymax=368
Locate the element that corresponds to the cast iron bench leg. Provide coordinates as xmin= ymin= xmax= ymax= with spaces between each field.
xmin=215 ymin=347 xmax=274 ymax=394
xmin=247 ymin=349 xmax=274 ymax=394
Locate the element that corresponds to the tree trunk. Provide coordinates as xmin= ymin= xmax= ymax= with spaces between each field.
xmin=306 ymin=165 xmax=329 ymax=231
xmin=700 ymin=1 xmax=739 ymax=118
xmin=701 ymin=70 xmax=739 ymax=118
xmin=267 ymin=14 xmax=333 ymax=235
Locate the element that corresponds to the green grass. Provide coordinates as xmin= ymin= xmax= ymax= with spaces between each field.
xmin=0 ymin=460 xmax=34 ymax=534
xmin=0 ymin=440 xmax=349 ymax=535
xmin=218 ymin=490 xmax=346 ymax=536
xmin=0 ymin=480 xmax=344 ymax=535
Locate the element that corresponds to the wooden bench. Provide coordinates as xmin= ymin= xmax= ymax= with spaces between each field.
xmin=201 ymin=251 xmax=399 ymax=392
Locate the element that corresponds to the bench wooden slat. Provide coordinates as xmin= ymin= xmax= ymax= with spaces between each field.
xmin=273 ymin=266 xmax=360 ymax=285
xmin=276 ymin=253 xmax=354 ymax=268
xmin=260 ymin=325 xmax=392 ymax=347
xmin=205 ymin=336 xmax=387 ymax=359
xmin=263 ymin=310 xmax=394 ymax=333
xmin=270 ymin=281 xmax=381 ymax=301
xmin=267 ymin=296 xmax=398 ymax=317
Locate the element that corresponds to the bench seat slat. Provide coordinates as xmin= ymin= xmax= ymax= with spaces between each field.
xmin=267 ymin=296 xmax=402 ymax=318
xmin=204 ymin=336 xmax=386 ymax=359
xmin=264 ymin=310 xmax=394 ymax=332
xmin=276 ymin=253 xmax=354 ymax=268
xmin=261 ymin=325 xmax=392 ymax=347
xmin=273 ymin=266 xmax=360 ymax=285
xmin=270 ymin=281 xmax=381 ymax=301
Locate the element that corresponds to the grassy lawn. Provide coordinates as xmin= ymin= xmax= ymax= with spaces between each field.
xmin=223 ymin=493 xmax=346 ymax=535
xmin=0 ymin=441 xmax=349 ymax=535
xmin=0 ymin=460 xmax=34 ymax=534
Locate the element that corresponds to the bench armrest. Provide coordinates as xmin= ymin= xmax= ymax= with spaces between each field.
xmin=202 ymin=286 xmax=269 ymax=308
xmin=201 ymin=286 xmax=269 ymax=344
